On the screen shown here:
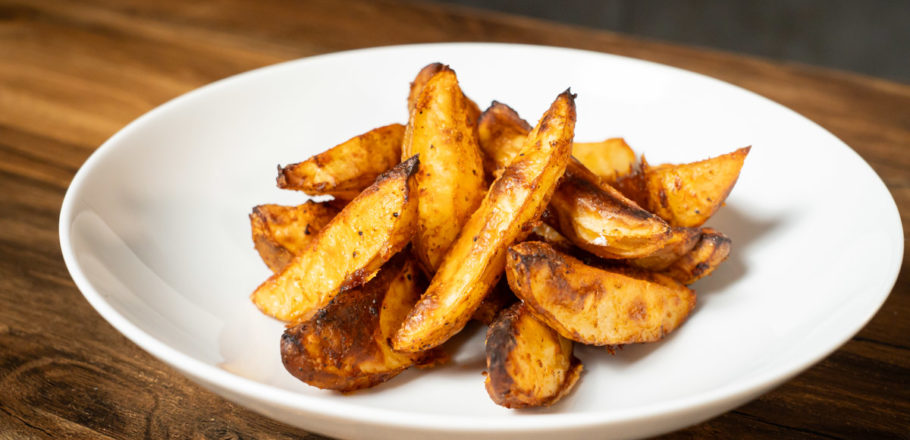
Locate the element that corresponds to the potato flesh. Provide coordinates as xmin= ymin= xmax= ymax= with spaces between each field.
xmin=277 ymin=124 xmax=405 ymax=200
xmin=393 ymin=90 xmax=576 ymax=352
xmin=485 ymin=303 xmax=582 ymax=408
xmin=663 ymin=228 xmax=732 ymax=285
xmin=281 ymin=255 xmax=441 ymax=392
xmin=572 ymin=138 xmax=635 ymax=183
xmin=630 ymin=227 xmax=701 ymax=271
xmin=402 ymin=67 xmax=486 ymax=273
xmin=506 ymin=241 xmax=695 ymax=345
xmin=477 ymin=101 xmax=533 ymax=177
xmin=250 ymin=201 xmax=339 ymax=273
xmin=251 ymin=156 xmax=419 ymax=323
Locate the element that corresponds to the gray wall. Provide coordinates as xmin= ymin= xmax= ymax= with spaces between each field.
xmin=418 ymin=0 xmax=910 ymax=82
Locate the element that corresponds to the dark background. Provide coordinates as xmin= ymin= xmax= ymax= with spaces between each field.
xmin=417 ymin=0 xmax=910 ymax=82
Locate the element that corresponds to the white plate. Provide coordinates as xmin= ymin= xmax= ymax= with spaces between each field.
xmin=59 ymin=43 xmax=903 ymax=440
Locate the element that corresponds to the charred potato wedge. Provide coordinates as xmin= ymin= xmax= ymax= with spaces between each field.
xmin=277 ymin=123 xmax=405 ymax=200
xmin=485 ymin=303 xmax=582 ymax=408
xmin=630 ymin=227 xmax=701 ymax=271
xmin=477 ymin=101 xmax=533 ymax=177
xmin=547 ymin=159 xmax=672 ymax=259
xmin=281 ymin=255 xmax=442 ymax=392
xmin=402 ymin=66 xmax=486 ymax=273
xmin=393 ymin=90 xmax=576 ymax=352
xmin=506 ymin=241 xmax=695 ymax=345
xmin=250 ymin=201 xmax=339 ymax=273
xmin=572 ymin=138 xmax=635 ymax=183
xmin=663 ymin=228 xmax=731 ymax=285
xmin=252 ymin=156 xmax=419 ymax=323
xmin=618 ymin=147 xmax=750 ymax=228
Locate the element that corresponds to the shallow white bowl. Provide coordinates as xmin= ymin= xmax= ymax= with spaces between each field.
xmin=59 ymin=43 xmax=903 ymax=440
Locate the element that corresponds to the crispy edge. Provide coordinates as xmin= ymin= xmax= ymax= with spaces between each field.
xmin=629 ymin=227 xmax=702 ymax=271
xmin=572 ymin=137 xmax=636 ymax=183
xmin=477 ymin=101 xmax=533 ymax=177
xmin=662 ymin=228 xmax=732 ymax=285
xmin=484 ymin=302 xmax=582 ymax=408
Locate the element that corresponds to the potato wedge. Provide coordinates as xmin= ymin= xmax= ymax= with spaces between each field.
xmin=252 ymin=156 xmax=419 ymax=323
xmin=408 ymin=63 xmax=480 ymax=126
xmin=250 ymin=201 xmax=339 ymax=273
xmin=485 ymin=302 xmax=582 ymax=408
xmin=572 ymin=138 xmax=635 ymax=183
xmin=548 ymin=158 xmax=672 ymax=259
xmin=281 ymin=254 xmax=443 ymax=392
xmin=617 ymin=147 xmax=750 ymax=228
xmin=506 ymin=241 xmax=695 ymax=345
xmin=393 ymin=90 xmax=576 ymax=352
xmin=477 ymin=101 xmax=533 ymax=177
xmin=277 ymin=123 xmax=405 ymax=200
xmin=402 ymin=66 xmax=487 ymax=273
xmin=629 ymin=227 xmax=701 ymax=271
xmin=663 ymin=228 xmax=731 ymax=285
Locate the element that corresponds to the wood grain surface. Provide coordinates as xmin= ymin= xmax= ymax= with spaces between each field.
xmin=0 ymin=0 xmax=907 ymax=438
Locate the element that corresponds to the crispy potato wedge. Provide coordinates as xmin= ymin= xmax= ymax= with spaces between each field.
xmin=572 ymin=137 xmax=635 ymax=183
xmin=477 ymin=101 xmax=533 ymax=177
xmin=393 ymin=90 xmax=577 ymax=352
xmin=663 ymin=228 xmax=731 ymax=285
xmin=281 ymin=254 xmax=443 ymax=392
xmin=408 ymin=63 xmax=480 ymax=127
xmin=485 ymin=302 xmax=582 ymax=408
xmin=618 ymin=147 xmax=750 ymax=228
xmin=506 ymin=241 xmax=695 ymax=345
xmin=471 ymin=278 xmax=518 ymax=325
xmin=526 ymin=222 xmax=576 ymax=254
xmin=548 ymin=159 xmax=672 ymax=259
xmin=629 ymin=227 xmax=701 ymax=271
xmin=252 ymin=156 xmax=419 ymax=323
xmin=277 ymin=123 xmax=405 ymax=200
xmin=250 ymin=201 xmax=339 ymax=273
xmin=402 ymin=66 xmax=486 ymax=273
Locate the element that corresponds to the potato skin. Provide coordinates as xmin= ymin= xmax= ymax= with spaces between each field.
xmin=251 ymin=156 xmax=419 ymax=323
xmin=572 ymin=137 xmax=635 ymax=183
xmin=402 ymin=66 xmax=486 ymax=273
xmin=485 ymin=303 xmax=582 ymax=408
xmin=277 ymin=123 xmax=405 ymax=200
xmin=393 ymin=90 xmax=576 ymax=352
xmin=548 ymin=159 xmax=672 ymax=259
xmin=663 ymin=228 xmax=731 ymax=285
xmin=630 ymin=227 xmax=702 ymax=271
xmin=618 ymin=147 xmax=750 ymax=228
xmin=506 ymin=241 xmax=696 ymax=346
xmin=250 ymin=201 xmax=339 ymax=273
xmin=281 ymin=255 xmax=442 ymax=392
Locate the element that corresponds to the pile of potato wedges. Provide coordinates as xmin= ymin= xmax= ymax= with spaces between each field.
xmin=248 ymin=63 xmax=749 ymax=408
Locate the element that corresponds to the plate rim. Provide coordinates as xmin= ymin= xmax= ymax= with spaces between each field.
xmin=58 ymin=42 xmax=905 ymax=433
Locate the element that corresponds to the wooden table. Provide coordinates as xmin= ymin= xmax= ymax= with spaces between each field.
xmin=1 ymin=0 xmax=907 ymax=438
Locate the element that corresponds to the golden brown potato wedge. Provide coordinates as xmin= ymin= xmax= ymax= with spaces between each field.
xmin=485 ymin=302 xmax=582 ymax=408
xmin=526 ymin=222 xmax=576 ymax=254
xmin=471 ymin=278 xmax=518 ymax=325
xmin=572 ymin=137 xmax=635 ymax=183
xmin=663 ymin=228 xmax=731 ymax=285
xmin=277 ymin=123 xmax=405 ymax=200
xmin=393 ymin=90 xmax=577 ymax=352
xmin=629 ymin=227 xmax=701 ymax=271
xmin=402 ymin=66 xmax=487 ymax=273
xmin=250 ymin=201 xmax=339 ymax=273
xmin=617 ymin=147 xmax=750 ymax=228
xmin=547 ymin=159 xmax=672 ymax=259
xmin=281 ymin=254 xmax=443 ymax=392
xmin=477 ymin=101 xmax=533 ymax=177
xmin=506 ymin=241 xmax=695 ymax=345
xmin=408 ymin=63 xmax=480 ymax=126
xmin=252 ymin=156 xmax=419 ymax=323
